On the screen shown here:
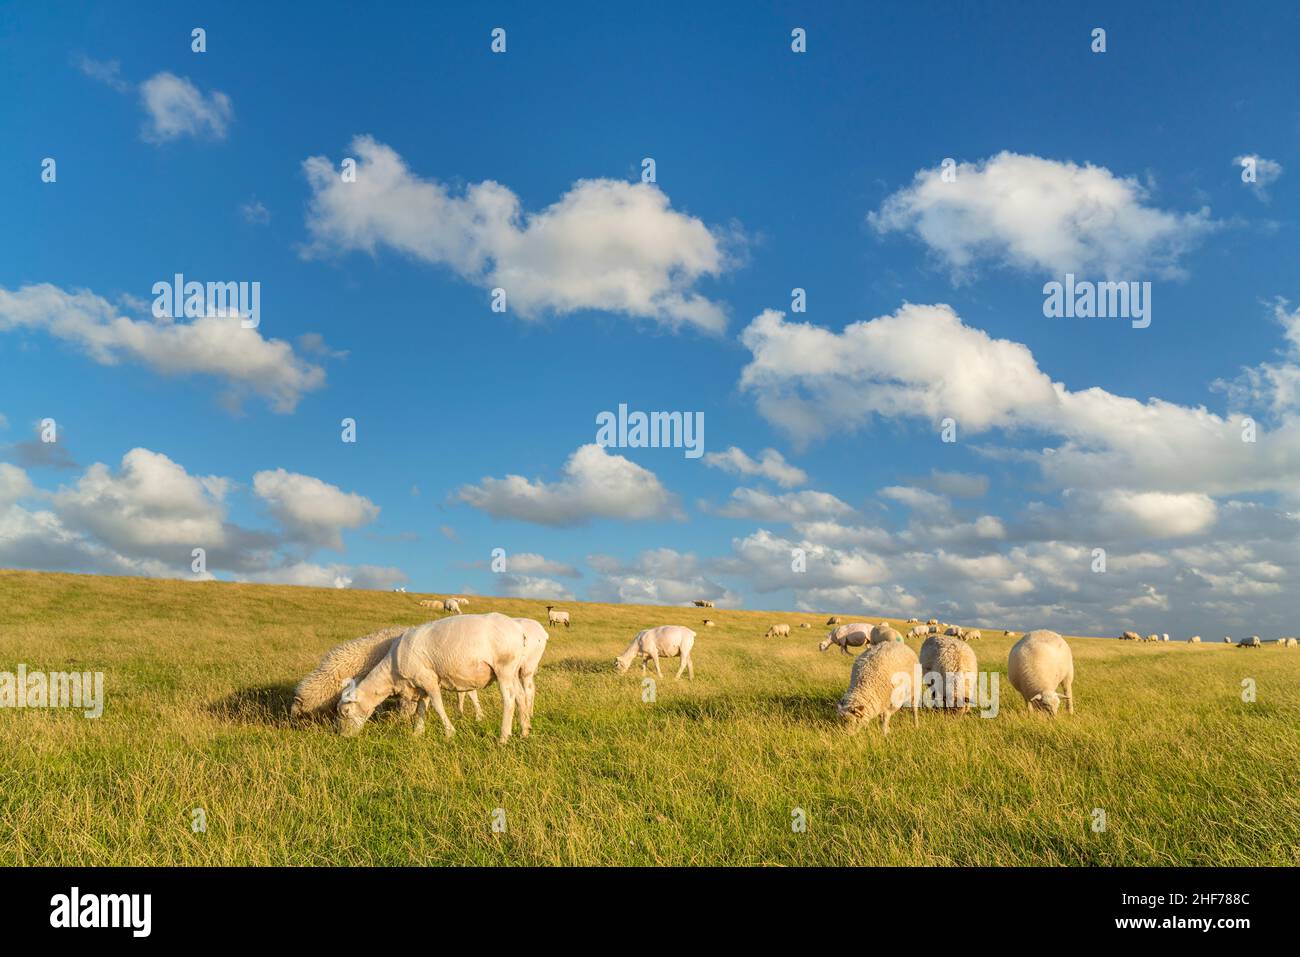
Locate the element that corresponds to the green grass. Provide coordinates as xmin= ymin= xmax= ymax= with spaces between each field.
xmin=1 ymin=569 xmax=1297 ymax=865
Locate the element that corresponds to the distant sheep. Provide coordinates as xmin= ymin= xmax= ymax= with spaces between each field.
xmin=1161 ymin=633 xmax=1170 ymax=642
xmin=944 ymin=625 xmax=962 ymax=637
xmin=291 ymin=626 xmax=410 ymax=719
xmin=1237 ymin=636 xmax=1261 ymax=649
xmin=765 ymin=623 xmax=791 ymax=638
xmin=702 ymin=619 xmax=716 ymax=627
xmin=443 ymin=598 xmax=463 ymax=615
xmin=927 ymin=619 xmax=939 ymax=626
xmin=871 ymin=623 xmax=903 ymax=644
xmin=906 ymin=617 xmax=920 ymax=624
xmin=836 ymin=641 xmax=920 ymax=735
xmin=907 ymin=625 xmax=930 ymax=640
xmin=692 ymin=599 xmax=715 ymax=608
xmin=827 ymin=616 xmax=843 ymax=625
xmin=962 ymin=629 xmax=982 ymax=642
xmin=819 ymin=622 xmax=872 ymax=654
xmin=546 ymin=606 xmax=571 ymax=628
xmin=800 ymin=623 xmax=811 ymax=629
xmin=1007 ymin=630 xmax=1075 ymax=716
xmin=1188 ymin=635 xmax=1201 ymax=643
xmin=919 ymin=635 xmax=978 ymax=712
xmin=335 ymin=613 xmax=531 ymax=743
xmin=615 ymin=625 xmax=696 ymax=679
xmin=418 ymin=599 xmax=441 ymax=609
xmin=1223 ymin=636 xmax=1233 ymax=644
xmin=1120 ymin=631 xmax=1140 ymax=641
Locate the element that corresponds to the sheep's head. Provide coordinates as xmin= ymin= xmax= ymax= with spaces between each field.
xmin=336 ymin=699 xmax=368 ymax=736
xmin=818 ymin=638 xmax=833 ymax=652
xmin=1029 ymin=691 xmax=1061 ymax=716
xmin=613 ymin=656 xmax=632 ymax=674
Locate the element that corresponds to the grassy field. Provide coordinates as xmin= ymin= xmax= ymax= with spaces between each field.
xmin=1 ymin=569 xmax=1297 ymax=866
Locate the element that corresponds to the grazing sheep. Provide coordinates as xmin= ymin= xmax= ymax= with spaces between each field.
xmin=545 ymin=606 xmax=571 ymax=628
xmin=615 ymin=625 xmax=696 ymax=679
xmin=927 ymin=624 xmax=942 ymax=635
xmin=1223 ymin=636 xmax=1233 ymax=644
xmin=702 ymin=618 xmax=716 ymax=627
xmin=962 ymin=629 xmax=982 ymax=642
xmin=692 ymin=599 xmax=715 ymax=608
xmin=826 ymin=616 xmax=843 ymax=625
xmin=1189 ymin=635 xmax=1201 ymax=643
xmin=291 ymin=626 xmax=410 ymax=719
xmin=443 ymin=598 xmax=463 ymax=615
xmin=819 ymin=622 xmax=872 ymax=654
xmin=1120 ymin=631 xmax=1140 ymax=641
xmin=1145 ymin=634 xmax=1160 ymax=643
xmin=1285 ymin=638 xmax=1298 ymax=647
xmin=1161 ymin=634 xmax=1170 ymax=642
xmin=418 ymin=599 xmax=441 ymax=609
xmin=1237 ymin=636 xmax=1261 ymax=649
xmin=454 ymin=616 xmax=548 ymax=724
xmin=336 ymin=613 xmax=530 ymax=743
xmin=836 ymin=641 xmax=920 ymax=735
xmin=800 ymin=623 xmax=811 ymax=629
xmin=927 ymin=619 xmax=939 ymax=626
xmin=944 ymin=625 xmax=962 ymax=637
xmin=919 ymin=635 xmax=979 ymax=712
xmin=1007 ymin=630 xmax=1075 ymax=716
xmin=765 ymin=623 xmax=792 ymax=638
xmin=871 ymin=623 xmax=903 ymax=644
xmin=906 ymin=617 xmax=920 ymax=624
xmin=907 ymin=625 xmax=930 ymax=639
xmin=454 ymin=597 xmax=471 ymax=607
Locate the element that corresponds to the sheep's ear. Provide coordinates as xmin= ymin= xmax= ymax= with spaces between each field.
xmin=1030 ymin=692 xmax=1043 ymax=702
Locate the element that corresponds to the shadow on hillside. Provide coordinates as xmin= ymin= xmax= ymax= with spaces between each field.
xmin=208 ymin=683 xmax=296 ymax=727
xmin=549 ymin=657 xmax=610 ymax=674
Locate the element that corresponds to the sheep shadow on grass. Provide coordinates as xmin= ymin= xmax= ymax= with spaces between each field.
xmin=207 ymin=683 xmax=296 ymax=727
xmin=548 ymin=656 xmax=610 ymax=674
xmin=653 ymin=691 xmax=839 ymax=727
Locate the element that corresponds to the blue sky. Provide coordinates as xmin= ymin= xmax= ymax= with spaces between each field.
xmin=2 ymin=1 xmax=1298 ymax=638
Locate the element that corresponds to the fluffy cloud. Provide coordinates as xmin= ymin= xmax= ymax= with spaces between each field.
xmin=253 ymin=469 xmax=380 ymax=550
xmin=869 ymin=151 xmax=1214 ymax=280
xmin=708 ymin=487 xmax=856 ymax=522
xmin=139 ymin=72 xmax=232 ymax=142
xmin=456 ymin=444 xmax=681 ymax=526
xmin=302 ymin=136 xmax=733 ymax=332
xmin=703 ymin=446 xmax=807 ymax=487
xmin=495 ymin=573 xmax=575 ymax=601
xmin=740 ymin=302 xmax=1300 ymax=498
xmin=0 ymin=448 xmax=399 ymax=589
xmin=505 ymin=552 xmax=581 ymax=578
xmin=0 ymin=284 xmax=326 ymax=413
xmin=586 ymin=548 xmax=740 ymax=607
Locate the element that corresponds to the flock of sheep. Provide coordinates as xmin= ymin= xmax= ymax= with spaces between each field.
xmin=289 ymin=598 xmax=1085 ymax=741
xmin=1117 ymin=630 xmax=1297 ymax=647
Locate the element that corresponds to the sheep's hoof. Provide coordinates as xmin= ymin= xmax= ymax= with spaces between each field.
xmin=442 ymin=727 xmax=455 ymax=739
xmin=496 ymin=736 xmax=510 ymax=745
xmin=411 ymin=722 xmax=425 ymax=737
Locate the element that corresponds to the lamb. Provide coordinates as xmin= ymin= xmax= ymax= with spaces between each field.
xmin=614 ymin=625 xmax=696 ymax=679
xmin=826 ymin=616 xmax=843 ymax=625
xmin=692 ymin=599 xmax=715 ymax=608
xmin=545 ymin=606 xmax=571 ymax=628
xmin=290 ymin=626 xmax=410 ymax=718
xmin=765 ymin=623 xmax=791 ymax=638
xmin=919 ymin=635 xmax=978 ymax=712
xmin=1007 ymin=630 xmax=1075 ymax=716
xmin=819 ymin=622 xmax=872 ymax=654
xmin=336 ymin=613 xmax=530 ymax=743
xmin=1237 ymin=636 xmax=1261 ymax=649
xmin=1188 ymin=635 xmax=1201 ymax=643
xmin=836 ymin=641 xmax=920 ymax=734
xmin=871 ymin=623 xmax=903 ymax=644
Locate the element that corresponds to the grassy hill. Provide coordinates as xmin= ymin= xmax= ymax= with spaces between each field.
xmin=1 ymin=569 xmax=1296 ymax=865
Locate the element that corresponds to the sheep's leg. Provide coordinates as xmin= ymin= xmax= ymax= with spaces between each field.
xmin=516 ymin=674 xmax=532 ymax=737
xmin=469 ymin=690 xmax=483 ymax=720
xmin=1063 ymin=675 xmax=1075 ymax=715
xmin=880 ymin=711 xmax=892 ymax=735
xmin=674 ymin=655 xmax=688 ymax=680
xmin=652 ymin=653 xmax=663 ymax=678
xmin=685 ymin=654 xmax=694 ymax=680
xmin=496 ymin=674 xmax=516 ymax=745
xmin=415 ymin=675 xmax=454 ymax=738
xmin=412 ymin=696 xmax=428 ymax=736
xmin=456 ymin=692 xmax=466 ymax=716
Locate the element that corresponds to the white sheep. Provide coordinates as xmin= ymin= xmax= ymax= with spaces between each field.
xmin=336 ymin=613 xmax=529 ymax=743
xmin=417 ymin=599 xmax=441 ymax=609
xmin=1188 ymin=635 xmax=1201 ymax=643
xmin=765 ymin=623 xmax=791 ymax=638
xmin=1120 ymin=631 xmax=1140 ymax=641
xmin=290 ymin=626 xmax=410 ymax=718
xmin=944 ymin=625 xmax=962 ymax=637
xmin=615 ymin=625 xmax=696 ymax=679
xmin=1007 ymin=630 xmax=1075 ymax=716
xmin=800 ymin=623 xmax=811 ymax=629
xmin=702 ymin=618 xmax=716 ymax=627
xmin=452 ymin=616 xmax=548 ymax=724
xmin=692 ymin=599 xmax=715 ymax=608
xmin=1237 ymin=636 xmax=1261 ymax=649
xmin=836 ymin=641 xmax=920 ymax=734
xmin=871 ymin=623 xmax=903 ymax=644
xmin=443 ymin=598 xmax=463 ymax=615
xmin=961 ymin=629 xmax=982 ymax=642
xmin=906 ymin=617 xmax=920 ymax=624
xmin=819 ymin=622 xmax=872 ymax=654
xmin=907 ymin=625 xmax=930 ymax=640
xmin=546 ymin=605 xmax=571 ymax=628
xmin=1223 ymin=636 xmax=1233 ymax=644
xmin=919 ymin=635 xmax=978 ymax=712
xmin=826 ymin=616 xmax=843 ymax=625
xmin=1161 ymin=633 xmax=1170 ymax=642
xmin=927 ymin=618 xmax=939 ymax=626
